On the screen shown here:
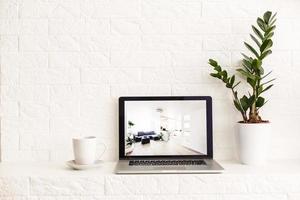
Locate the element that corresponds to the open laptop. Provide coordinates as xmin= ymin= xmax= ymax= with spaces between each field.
xmin=115 ymin=96 xmax=224 ymax=174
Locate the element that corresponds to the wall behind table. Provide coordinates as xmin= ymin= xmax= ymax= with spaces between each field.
xmin=0 ymin=0 xmax=299 ymax=161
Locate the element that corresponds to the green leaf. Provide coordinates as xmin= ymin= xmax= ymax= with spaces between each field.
xmin=262 ymin=84 xmax=274 ymax=93
xmin=208 ymin=59 xmax=218 ymax=67
xmin=259 ymin=66 xmax=264 ymax=75
xmin=226 ymin=83 xmax=231 ymax=88
xmin=262 ymin=78 xmax=276 ymax=86
xmin=244 ymin=42 xmax=260 ymax=58
xmin=248 ymin=95 xmax=255 ymax=106
xmin=251 ymin=59 xmax=263 ymax=75
xmin=269 ymin=12 xmax=277 ymax=24
xmin=265 ymin=25 xmax=276 ymax=36
xmin=234 ymin=91 xmax=238 ymax=97
xmin=252 ymin=25 xmax=263 ymax=40
xmin=233 ymin=100 xmax=242 ymax=112
xmin=260 ymin=39 xmax=273 ymax=53
xmin=240 ymin=96 xmax=249 ymax=111
xmin=263 ymin=11 xmax=272 ymax=24
xmin=265 ymin=32 xmax=274 ymax=40
xmin=210 ymin=73 xmax=221 ymax=79
xmin=270 ymin=18 xmax=277 ymax=27
xmin=257 ymin=17 xmax=266 ymax=31
xmin=242 ymin=64 xmax=251 ymax=73
xmin=237 ymin=68 xmax=256 ymax=80
xmin=241 ymin=53 xmax=251 ymax=61
xmin=247 ymin=77 xmax=256 ymax=88
xmin=258 ymin=85 xmax=263 ymax=95
xmin=230 ymin=75 xmax=235 ymax=86
xmin=261 ymin=71 xmax=272 ymax=79
xmin=260 ymin=50 xmax=272 ymax=59
xmin=214 ymin=65 xmax=222 ymax=72
xmin=250 ymin=34 xmax=261 ymax=48
xmin=232 ymin=81 xmax=241 ymax=89
xmin=256 ymin=96 xmax=265 ymax=107
xmin=220 ymin=70 xmax=228 ymax=82
xmin=209 ymin=59 xmax=222 ymax=72
xmin=242 ymin=59 xmax=252 ymax=70
xmin=251 ymin=59 xmax=262 ymax=70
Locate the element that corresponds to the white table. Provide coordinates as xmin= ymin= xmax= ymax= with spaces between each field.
xmin=0 ymin=160 xmax=300 ymax=200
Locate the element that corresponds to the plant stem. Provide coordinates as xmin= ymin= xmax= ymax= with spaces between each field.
xmin=249 ymin=85 xmax=261 ymax=122
xmin=231 ymin=88 xmax=247 ymax=122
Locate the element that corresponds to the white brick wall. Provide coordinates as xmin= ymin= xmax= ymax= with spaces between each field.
xmin=0 ymin=0 xmax=300 ymax=162
xmin=0 ymin=172 xmax=300 ymax=199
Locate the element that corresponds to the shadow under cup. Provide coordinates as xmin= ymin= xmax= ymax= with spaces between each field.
xmin=72 ymin=136 xmax=104 ymax=165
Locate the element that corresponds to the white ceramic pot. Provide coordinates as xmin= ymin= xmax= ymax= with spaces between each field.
xmin=237 ymin=122 xmax=271 ymax=165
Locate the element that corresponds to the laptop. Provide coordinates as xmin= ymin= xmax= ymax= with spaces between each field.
xmin=115 ymin=96 xmax=224 ymax=174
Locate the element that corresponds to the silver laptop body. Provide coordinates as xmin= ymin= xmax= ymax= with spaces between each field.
xmin=116 ymin=96 xmax=224 ymax=174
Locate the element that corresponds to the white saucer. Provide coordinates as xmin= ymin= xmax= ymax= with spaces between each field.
xmin=66 ymin=160 xmax=103 ymax=170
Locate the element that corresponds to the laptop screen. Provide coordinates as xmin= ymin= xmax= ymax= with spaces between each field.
xmin=123 ymin=99 xmax=208 ymax=157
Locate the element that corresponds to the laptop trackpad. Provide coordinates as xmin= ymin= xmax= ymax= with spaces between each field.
xmin=151 ymin=166 xmax=186 ymax=170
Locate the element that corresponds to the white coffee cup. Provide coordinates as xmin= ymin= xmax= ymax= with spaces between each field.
xmin=72 ymin=136 xmax=105 ymax=165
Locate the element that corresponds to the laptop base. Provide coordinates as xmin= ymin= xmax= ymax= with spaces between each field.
xmin=115 ymin=159 xmax=224 ymax=174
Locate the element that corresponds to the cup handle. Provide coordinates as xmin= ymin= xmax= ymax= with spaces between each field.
xmin=97 ymin=142 xmax=106 ymax=160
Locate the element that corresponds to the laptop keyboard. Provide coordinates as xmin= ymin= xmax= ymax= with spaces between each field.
xmin=129 ymin=160 xmax=206 ymax=166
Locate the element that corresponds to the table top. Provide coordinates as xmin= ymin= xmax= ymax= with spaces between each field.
xmin=0 ymin=160 xmax=299 ymax=177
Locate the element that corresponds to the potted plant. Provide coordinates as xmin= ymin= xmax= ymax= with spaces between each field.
xmin=125 ymin=121 xmax=135 ymax=154
xmin=160 ymin=126 xmax=170 ymax=141
xmin=208 ymin=11 xmax=276 ymax=165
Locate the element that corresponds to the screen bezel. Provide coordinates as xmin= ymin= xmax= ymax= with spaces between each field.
xmin=119 ymin=96 xmax=213 ymax=160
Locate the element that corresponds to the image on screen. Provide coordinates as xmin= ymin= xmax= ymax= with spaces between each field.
xmin=124 ymin=100 xmax=207 ymax=156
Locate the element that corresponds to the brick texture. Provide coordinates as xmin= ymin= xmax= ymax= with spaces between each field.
xmin=0 ymin=174 xmax=299 ymax=199
xmin=0 ymin=0 xmax=300 ymax=162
